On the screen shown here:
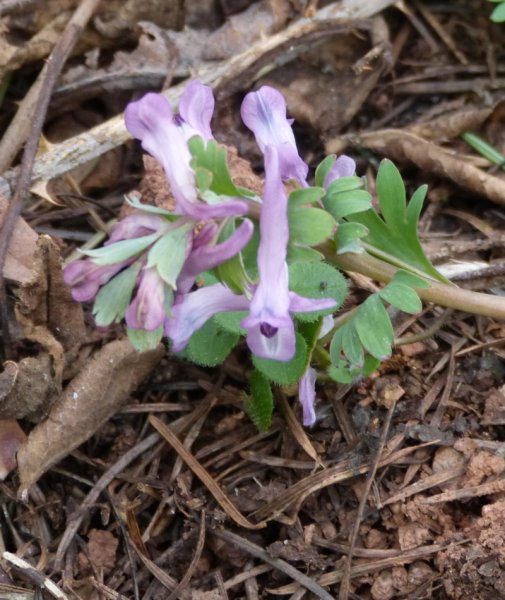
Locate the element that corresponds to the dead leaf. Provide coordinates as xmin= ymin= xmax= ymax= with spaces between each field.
xmin=79 ymin=529 xmax=118 ymax=574
xmin=0 ymin=195 xmax=38 ymax=285
xmin=17 ymin=338 xmax=164 ymax=494
xmin=0 ymin=419 xmax=26 ymax=480
xmin=0 ymin=355 xmax=59 ymax=421
xmin=15 ymin=235 xmax=86 ymax=380
xmin=335 ymin=129 xmax=505 ymax=206
xmin=203 ymin=0 xmax=290 ymax=60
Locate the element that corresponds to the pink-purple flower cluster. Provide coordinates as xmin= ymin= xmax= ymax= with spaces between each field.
xmin=64 ymin=80 xmax=356 ymax=426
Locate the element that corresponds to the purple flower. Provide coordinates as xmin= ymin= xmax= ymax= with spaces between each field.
xmin=125 ymin=89 xmax=247 ymax=220
xmin=165 ymin=283 xmax=250 ymax=352
xmin=63 ymin=260 xmax=128 ymax=302
xmin=240 ymin=146 xmax=335 ymax=361
xmin=299 ymin=367 xmax=317 ymax=427
xmin=107 ymin=213 xmax=169 ymax=245
xmin=178 ymin=80 xmax=214 ymax=142
xmin=241 ymin=86 xmax=308 ymax=186
xmin=125 ymin=267 xmax=167 ymax=331
xmin=324 ymin=155 xmax=356 ymax=188
xmin=177 ymin=219 xmax=254 ymax=294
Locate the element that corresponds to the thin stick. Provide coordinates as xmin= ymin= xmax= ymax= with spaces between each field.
xmin=3 ymin=551 xmax=69 ymax=599
xmin=0 ymin=0 xmax=101 ymax=359
xmin=338 ymin=399 xmax=396 ymax=600
xmin=210 ymin=528 xmax=335 ymax=600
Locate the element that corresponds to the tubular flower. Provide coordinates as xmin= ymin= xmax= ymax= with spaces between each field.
xmin=299 ymin=367 xmax=317 ymax=427
xmin=240 ymin=146 xmax=336 ymax=361
xmin=240 ymin=86 xmax=308 ymax=186
xmin=63 ymin=260 xmax=129 ymax=303
xmin=125 ymin=84 xmax=247 ymax=220
xmin=324 ymin=155 xmax=356 ymax=187
xmin=177 ymin=219 xmax=254 ymax=294
xmin=165 ymin=283 xmax=250 ymax=352
xmin=125 ymin=267 xmax=167 ymax=331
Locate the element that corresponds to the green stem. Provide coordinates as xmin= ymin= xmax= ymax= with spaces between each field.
xmin=331 ymin=250 xmax=505 ymax=320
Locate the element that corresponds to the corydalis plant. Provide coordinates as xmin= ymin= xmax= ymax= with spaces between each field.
xmin=66 ymin=79 xmax=462 ymax=430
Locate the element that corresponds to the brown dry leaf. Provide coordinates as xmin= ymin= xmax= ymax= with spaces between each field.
xmin=79 ymin=529 xmax=118 ymax=574
xmin=203 ymin=0 xmax=291 ymax=60
xmin=0 ymin=355 xmax=59 ymax=421
xmin=0 ymin=195 xmax=38 ymax=285
xmin=0 ymin=419 xmax=26 ymax=480
xmin=94 ymin=0 xmax=184 ymax=39
xmin=336 ymin=129 xmax=505 ymax=206
xmin=55 ymin=22 xmax=177 ymax=109
xmin=0 ymin=13 xmax=70 ymax=77
xmin=15 ymin=235 xmax=86 ymax=377
xmin=260 ymin=20 xmax=389 ymax=134
xmin=407 ymin=107 xmax=493 ymax=140
xmin=17 ymin=338 xmax=164 ymax=495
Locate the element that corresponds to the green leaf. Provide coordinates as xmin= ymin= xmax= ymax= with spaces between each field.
xmin=244 ymin=370 xmax=274 ymax=431
xmin=491 ymin=2 xmax=505 ymax=20
xmin=93 ymin=263 xmax=141 ymax=326
xmin=188 ymin=137 xmax=250 ymax=197
xmin=288 ymin=187 xmax=325 ymax=208
xmin=287 ymin=245 xmax=323 ymax=263
xmin=185 ymin=318 xmax=239 ymax=366
xmin=379 ymin=282 xmax=422 ymax=314
xmin=195 ymin=167 xmax=213 ymax=193
xmin=147 ymin=226 xmax=192 ymax=288
xmin=392 ymin=270 xmax=429 ymax=288
xmin=342 ymin=323 xmax=364 ymax=367
xmin=323 ymin=189 xmax=372 ymax=221
xmin=350 ymin=160 xmax=448 ymax=283
xmin=214 ymin=219 xmax=251 ymax=294
xmin=315 ymin=155 xmax=336 ymax=187
xmin=327 ymin=361 xmax=355 ymax=384
xmin=326 ymin=176 xmax=364 ymax=195
xmin=289 ymin=262 xmax=347 ymax=322
xmin=335 ymin=222 xmax=368 ymax=254
xmin=375 ymin=157 xmax=406 ymax=231
xmin=213 ymin=310 xmax=247 ymax=335
xmin=354 ymin=294 xmax=394 ymax=360
xmin=127 ymin=326 xmax=164 ymax=351
xmin=253 ymin=333 xmax=308 ymax=385
xmin=289 ymin=207 xmax=337 ymax=246
xmin=82 ymin=233 xmax=160 ymax=265
xmin=125 ymin=194 xmax=176 ymax=218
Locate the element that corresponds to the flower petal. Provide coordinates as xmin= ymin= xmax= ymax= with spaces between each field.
xmin=245 ymin=320 xmax=296 ymax=361
xmin=178 ymin=80 xmax=215 ymax=141
xmin=324 ymin=155 xmax=356 ymax=187
xmin=288 ymin=292 xmax=336 ymax=314
xmin=241 ymin=86 xmax=308 ymax=185
xmin=125 ymin=267 xmax=166 ymax=331
xmin=107 ymin=213 xmax=169 ymax=244
xmin=299 ymin=367 xmax=317 ymax=426
xmin=178 ymin=219 xmax=254 ymax=293
xmin=125 ymin=93 xmax=197 ymax=215
xmin=63 ymin=260 xmax=127 ymax=302
xmin=165 ymin=284 xmax=250 ymax=351
xmin=242 ymin=146 xmax=291 ymax=333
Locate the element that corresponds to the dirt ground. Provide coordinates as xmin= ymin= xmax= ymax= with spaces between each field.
xmin=1 ymin=0 xmax=505 ymax=598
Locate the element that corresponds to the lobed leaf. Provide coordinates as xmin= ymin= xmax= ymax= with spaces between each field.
xmin=253 ymin=333 xmax=308 ymax=385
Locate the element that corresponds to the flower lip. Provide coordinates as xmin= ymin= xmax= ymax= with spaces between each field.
xmin=260 ymin=322 xmax=278 ymax=338
xmin=240 ymin=86 xmax=308 ymax=186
